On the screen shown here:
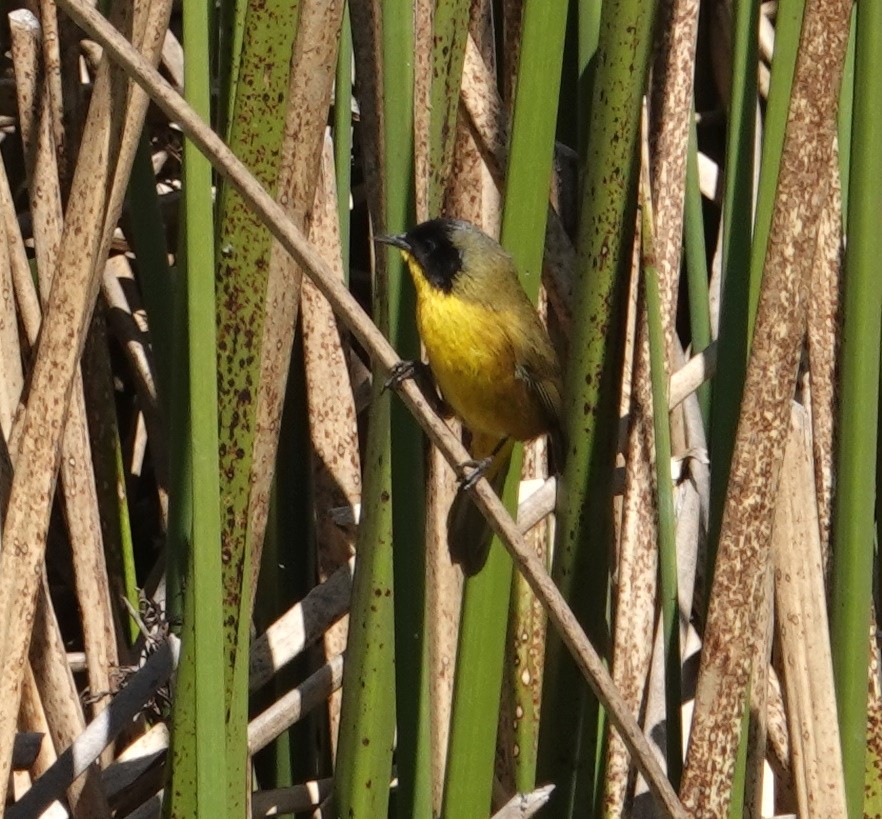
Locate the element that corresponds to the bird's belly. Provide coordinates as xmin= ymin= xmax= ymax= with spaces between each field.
xmin=417 ymin=294 xmax=546 ymax=441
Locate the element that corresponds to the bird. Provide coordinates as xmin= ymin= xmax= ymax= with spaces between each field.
xmin=377 ymin=218 xmax=564 ymax=576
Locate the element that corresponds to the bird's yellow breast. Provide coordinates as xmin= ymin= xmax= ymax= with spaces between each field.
xmin=406 ymin=258 xmax=549 ymax=442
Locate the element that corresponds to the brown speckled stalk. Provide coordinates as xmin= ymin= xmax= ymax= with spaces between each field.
xmin=805 ymin=152 xmax=843 ymax=562
xmin=649 ymin=0 xmax=699 ymax=350
xmin=301 ymin=140 xmax=361 ymax=755
xmin=604 ymin=399 xmax=659 ymax=816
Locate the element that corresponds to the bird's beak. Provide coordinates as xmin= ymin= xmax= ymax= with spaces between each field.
xmin=374 ymin=233 xmax=411 ymax=252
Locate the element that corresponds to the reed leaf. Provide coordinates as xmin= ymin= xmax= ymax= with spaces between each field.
xmin=830 ymin=0 xmax=882 ymax=810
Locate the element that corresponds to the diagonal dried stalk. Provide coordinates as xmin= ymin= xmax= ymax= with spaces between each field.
xmin=35 ymin=0 xmax=71 ymax=186
xmin=249 ymin=558 xmax=354 ymax=692
xmin=0 ymin=161 xmax=29 ymax=441
xmin=62 ymin=5 xmax=689 ymax=811
xmin=0 ymin=237 xmax=21 ymax=438
xmin=4 ymin=41 xmax=121 ymax=728
xmin=102 ymin=723 xmax=168 ymax=806
xmin=679 ymin=0 xmax=853 ymax=806
xmin=18 ymin=666 xmax=61 ymax=802
xmin=8 ymin=638 xmax=178 ymax=819
xmin=744 ymin=560 xmax=773 ymax=819
xmin=248 ymin=654 xmax=346 ymax=754
xmin=28 ymin=578 xmax=110 ymax=817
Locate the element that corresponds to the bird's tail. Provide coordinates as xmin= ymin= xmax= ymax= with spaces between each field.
xmin=447 ymin=434 xmax=514 ymax=576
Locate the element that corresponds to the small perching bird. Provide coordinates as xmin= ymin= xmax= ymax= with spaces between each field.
xmin=378 ymin=218 xmax=564 ymax=575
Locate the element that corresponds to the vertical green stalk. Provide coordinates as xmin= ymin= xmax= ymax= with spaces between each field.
xmin=683 ymin=114 xmax=711 ymax=427
xmin=111 ymin=431 xmax=138 ymax=642
xmin=334 ymin=2 xmax=408 ymax=819
xmin=443 ymin=537 xmax=517 ymax=815
xmin=442 ymin=0 xmax=569 ymax=813
xmin=378 ymin=2 xmax=433 ymax=816
xmin=537 ymin=0 xmax=656 ymax=810
xmin=127 ymin=138 xmax=175 ymax=411
xmin=213 ymin=1 xmax=300 ymax=810
xmin=643 ymin=205 xmax=682 ymax=789
xmin=335 ymin=351 xmax=397 ymax=818
xmin=747 ymin=0 xmax=803 ymax=325
xmin=707 ymin=0 xmax=761 ymax=575
xmin=830 ymin=0 xmax=882 ymax=812
xmin=165 ymin=0 xmax=226 ymax=813
xmin=577 ymin=0 xmax=602 ymax=158
xmin=503 ymin=0 xmax=568 ymax=793
xmin=183 ymin=144 xmax=227 ymax=819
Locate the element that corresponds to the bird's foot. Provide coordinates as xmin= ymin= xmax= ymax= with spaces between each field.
xmin=457 ymin=456 xmax=495 ymax=491
xmin=384 ymin=360 xmax=452 ymax=417
xmin=383 ymin=360 xmax=420 ymax=392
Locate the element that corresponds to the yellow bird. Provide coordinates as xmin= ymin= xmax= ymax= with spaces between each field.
xmin=378 ymin=218 xmax=564 ymax=575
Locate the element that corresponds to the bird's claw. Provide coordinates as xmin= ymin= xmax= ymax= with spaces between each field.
xmin=383 ymin=360 xmax=418 ymax=393
xmin=457 ymin=456 xmax=494 ymax=491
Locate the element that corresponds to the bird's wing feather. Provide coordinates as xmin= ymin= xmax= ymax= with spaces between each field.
xmin=514 ymin=360 xmax=562 ymax=428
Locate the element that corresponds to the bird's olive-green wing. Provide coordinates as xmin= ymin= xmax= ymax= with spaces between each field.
xmin=514 ymin=361 xmax=562 ymax=429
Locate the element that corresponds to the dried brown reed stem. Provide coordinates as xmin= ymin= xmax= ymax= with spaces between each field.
xmin=249 ymin=558 xmax=354 ymax=691
xmin=101 ymin=255 xmax=166 ymax=485
xmin=744 ymin=562 xmax=773 ymax=819
xmin=773 ymin=406 xmax=847 ymax=817
xmin=248 ymin=654 xmax=346 ymax=754
xmin=605 ymin=390 xmax=659 ymax=815
xmin=805 ymin=152 xmax=843 ymax=559
xmin=0 ymin=156 xmax=29 ymax=416
xmin=302 ymin=139 xmax=361 ymax=753
xmin=19 ymin=666 xmax=61 ymax=790
xmin=29 ymin=579 xmax=111 ymax=817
